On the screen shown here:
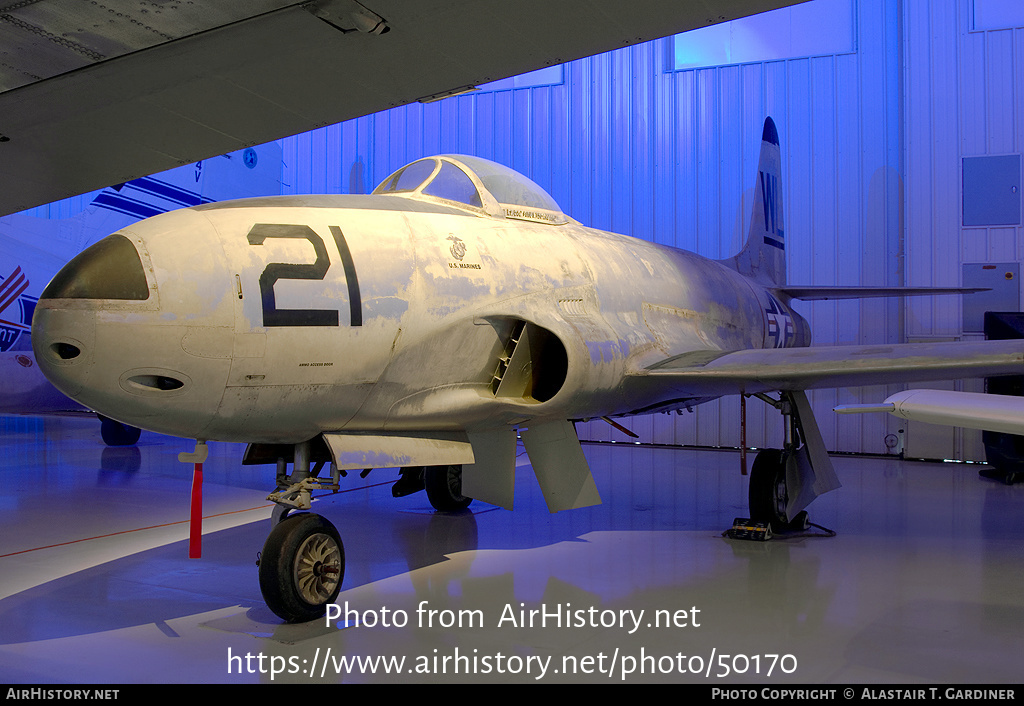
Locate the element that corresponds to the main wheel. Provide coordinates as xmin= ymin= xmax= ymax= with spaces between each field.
xmin=98 ymin=415 xmax=141 ymax=446
xmin=748 ymin=449 xmax=789 ymax=528
xmin=259 ymin=513 xmax=344 ymax=623
xmin=424 ymin=464 xmax=472 ymax=511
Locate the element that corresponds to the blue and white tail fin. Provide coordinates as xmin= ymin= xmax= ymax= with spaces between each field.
xmin=725 ymin=117 xmax=786 ymax=287
xmin=729 ymin=118 xmax=983 ymax=302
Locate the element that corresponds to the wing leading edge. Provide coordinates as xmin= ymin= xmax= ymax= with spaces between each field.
xmin=634 ymin=339 xmax=1024 ymax=398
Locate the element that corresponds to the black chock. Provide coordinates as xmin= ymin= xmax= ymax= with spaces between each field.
xmin=726 ymin=517 xmax=773 ymax=541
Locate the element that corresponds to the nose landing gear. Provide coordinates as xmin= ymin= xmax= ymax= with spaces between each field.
xmin=259 ymin=512 xmax=345 ymax=623
xmin=254 ymin=440 xmax=473 ymax=623
xmin=256 ymin=439 xmax=345 ymax=623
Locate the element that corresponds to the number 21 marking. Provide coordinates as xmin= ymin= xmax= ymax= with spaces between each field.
xmin=246 ymin=223 xmax=362 ymax=327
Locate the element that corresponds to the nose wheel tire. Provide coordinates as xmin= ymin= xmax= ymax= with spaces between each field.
xmin=424 ymin=464 xmax=472 ymax=511
xmin=259 ymin=513 xmax=344 ymax=623
xmin=748 ymin=449 xmax=789 ymax=529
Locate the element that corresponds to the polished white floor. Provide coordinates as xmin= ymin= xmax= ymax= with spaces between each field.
xmin=0 ymin=413 xmax=1022 ymax=684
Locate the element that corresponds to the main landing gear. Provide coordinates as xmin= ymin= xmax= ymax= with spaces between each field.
xmin=747 ymin=448 xmax=810 ymax=533
xmin=255 ymin=439 xmax=472 ymax=623
xmin=98 ymin=414 xmax=141 ymax=446
xmin=393 ymin=464 xmax=473 ymax=512
xmin=425 ymin=464 xmax=473 ymax=511
xmin=745 ymin=391 xmax=839 ymax=534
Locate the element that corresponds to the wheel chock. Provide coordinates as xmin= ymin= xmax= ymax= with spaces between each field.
xmin=726 ymin=517 xmax=773 ymax=541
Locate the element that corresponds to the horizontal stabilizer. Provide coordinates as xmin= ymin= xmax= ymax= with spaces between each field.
xmin=776 ymin=286 xmax=986 ymax=301
xmin=638 ymin=339 xmax=1024 ymax=398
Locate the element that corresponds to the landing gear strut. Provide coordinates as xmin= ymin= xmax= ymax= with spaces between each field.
xmin=258 ymin=439 xmax=344 ymax=623
xmin=747 ymin=391 xmax=839 ymax=532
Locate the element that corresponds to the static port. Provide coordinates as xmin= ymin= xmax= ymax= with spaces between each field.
xmin=52 ymin=342 xmax=81 ymax=360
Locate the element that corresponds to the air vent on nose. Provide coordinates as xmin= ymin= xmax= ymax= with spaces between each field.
xmin=51 ymin=342 xmax=81 ymax=360
xmin=127 ymin=374 xmax=184 ymax=391
xmin=118 ymin=368 xmax=191 ymax=397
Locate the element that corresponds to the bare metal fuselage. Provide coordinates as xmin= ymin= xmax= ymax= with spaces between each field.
xmin=32 ymin=193 xmax=808 ymax=444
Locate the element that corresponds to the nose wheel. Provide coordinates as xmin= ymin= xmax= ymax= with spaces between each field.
xmin=258 ymin=512 xmax=345 ymax=623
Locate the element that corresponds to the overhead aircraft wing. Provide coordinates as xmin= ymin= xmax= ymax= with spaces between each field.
xmin=633 ymin=340 xmax=1024 ymax=398
xmin=0 ymin=0 xmax=804 ymax=217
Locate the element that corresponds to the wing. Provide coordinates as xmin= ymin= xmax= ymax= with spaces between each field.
xmin=0 ymin=0 xmax=798 ymax=216
xmin=632 ymin=339 xmax=1024 ymax=397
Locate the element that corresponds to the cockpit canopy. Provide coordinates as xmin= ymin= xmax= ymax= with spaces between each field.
xmin=373 ymin=155 xmax=569 ymax=225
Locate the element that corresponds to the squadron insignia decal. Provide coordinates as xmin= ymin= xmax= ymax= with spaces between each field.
xmin=448 ymin=235 xmax=467 ymax=260
xmin=446 ymin=234 xmax=481 ymax=269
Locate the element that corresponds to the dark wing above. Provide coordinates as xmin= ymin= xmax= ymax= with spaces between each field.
xmin=0 ymin=0 xmax=801 ymax=216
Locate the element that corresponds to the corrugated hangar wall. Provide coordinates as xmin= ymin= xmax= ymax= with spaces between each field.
xmin=278 ymin=0 xmax=1023 ymax=460
xmin=901 ymin=0 xmax=1024 ymax=461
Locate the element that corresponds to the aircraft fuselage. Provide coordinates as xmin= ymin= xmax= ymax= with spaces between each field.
xmin=32 ymin=192 xmax=808 ymax=444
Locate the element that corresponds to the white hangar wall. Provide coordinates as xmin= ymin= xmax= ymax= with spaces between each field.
xmin=279 ymin=0 xmax=1022 ymax=460
xmin=905 ymin=0 xmax=1024 ymax=335
xmin=901 ymin=0 xmax=1024 ymax=461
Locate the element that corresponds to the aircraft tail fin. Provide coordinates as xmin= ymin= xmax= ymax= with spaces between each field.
xmin=725 ymin=117 xmax=786 ymax=287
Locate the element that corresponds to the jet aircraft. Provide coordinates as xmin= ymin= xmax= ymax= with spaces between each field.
xmin=31 ymin=118 xmax=1024 ymax=622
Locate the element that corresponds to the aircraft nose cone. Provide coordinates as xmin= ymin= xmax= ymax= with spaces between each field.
xmin=32 ymin=233 xmax=153 ymax=399
xmin=30 ymin=218 xmax=233 ymax=440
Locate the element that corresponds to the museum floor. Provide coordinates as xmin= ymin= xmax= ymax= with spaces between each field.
xmin=0 ymin=413 xmax=1021 ymax=684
